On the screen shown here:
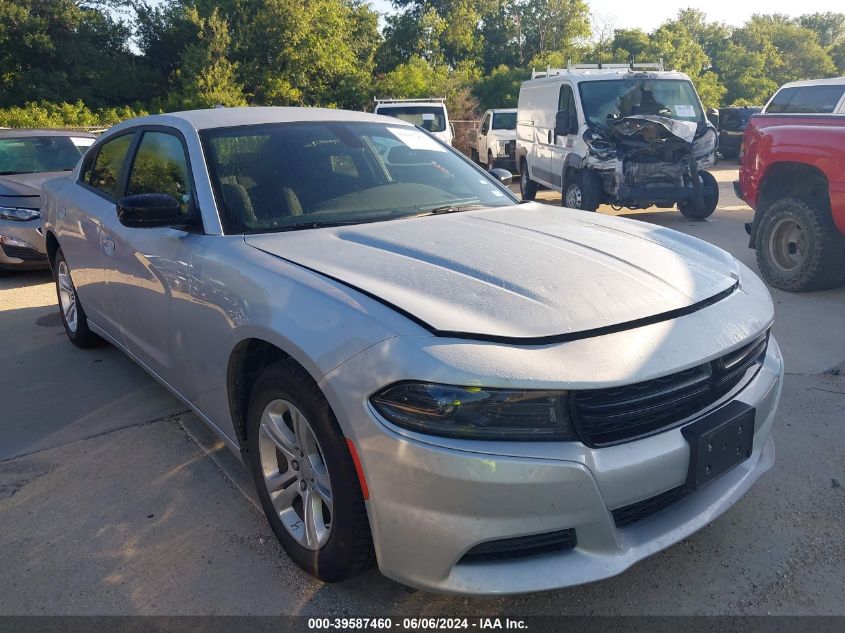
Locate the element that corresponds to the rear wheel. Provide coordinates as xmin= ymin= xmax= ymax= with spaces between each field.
xmin=679 ymin=170 xmax=718 ymax=220
xmin=519 ymin=160 xmax=537 ymax=201
xmin=755 ymin=197 xmax=845 ymax=292
xmin=563 ymin=169 xmax=601 ymax=212
xmin=53 ymin=248 xmax=103 ymax=348
xmin=246 ymin=360 xmax=374 ymax=582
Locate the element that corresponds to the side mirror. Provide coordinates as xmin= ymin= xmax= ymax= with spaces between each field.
xmin=490 ymin=168 xmax=512 ymax=186
xmin=117 ymin=193 xmax=190 ymax=228
xmin=555 ymin=110 xmax=577 ymax=137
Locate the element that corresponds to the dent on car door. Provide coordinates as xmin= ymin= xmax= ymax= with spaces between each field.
xmin=60 ymin=133 xmax=134 ymax=337
xmin=99 ymin=129 xmax=200 ymax=391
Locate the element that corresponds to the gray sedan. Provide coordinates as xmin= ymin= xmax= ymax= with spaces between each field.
xmin=41 ymin=108 xmax=782 ymax=595
xmin=0 ymin=129 xmax=95 ymax=273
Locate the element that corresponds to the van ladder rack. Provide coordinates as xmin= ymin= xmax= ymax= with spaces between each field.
xmin=531 ymin=59 xmax=664 ymax=79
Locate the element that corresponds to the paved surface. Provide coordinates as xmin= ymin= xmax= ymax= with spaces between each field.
xmin=1 ymin=165 xmax=843 ymax=615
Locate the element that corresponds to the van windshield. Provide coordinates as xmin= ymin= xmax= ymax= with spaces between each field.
xmin=579 ymin=79 xmax=704 ymax=129
xmin=376 ymin=106 xmax=447 ymax=132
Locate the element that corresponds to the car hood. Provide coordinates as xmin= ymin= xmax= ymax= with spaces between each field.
xmin=245 ymin=204 xmax=740 ymax=341
xmin=489 ymin=129 xmax=516 ymax=141
xmin=0 ymin=171 xmax=68 ymax=207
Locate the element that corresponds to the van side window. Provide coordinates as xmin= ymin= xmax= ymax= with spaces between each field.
xmin=558 ymin=85 xmax=575 ymax=113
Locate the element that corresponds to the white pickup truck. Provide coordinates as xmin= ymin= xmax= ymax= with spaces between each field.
xmin=374 ymin=98 xmax=453 ymax=146
xmin=471 ymin=108 xmax=517 ymax=172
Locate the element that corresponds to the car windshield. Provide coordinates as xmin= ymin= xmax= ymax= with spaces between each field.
xmin=202 ymin=121 xmax=516 ymax=234
xmin=376 ymin=106 xmax=447 ymax=132
xmin=0 ymin=136 xmax=92 ymax=175
xmin=492 ymin=112 xmax=516 ymax=130
xmin=579 ymin=78 xmax=705 ymax=129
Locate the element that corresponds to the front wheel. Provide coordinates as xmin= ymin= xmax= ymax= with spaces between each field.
xmin=519 ymin=160 xmax=538 ymax=201
xmin=679 ymin=170 xmax=719 ymax=219
xmin=755 ymin=197 xmax=845 ymax=292
xmin=563 ymin=169 xmax=601 ymax=212
xmin=54 ymin=248 xmax=103 ymax=348
xmin=247 ymin=360 xmax=374 ymax=582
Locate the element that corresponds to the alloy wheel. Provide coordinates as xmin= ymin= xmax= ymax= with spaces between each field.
xmin=57 ymin=260 xmax=78 ymax=333
xmin=258 ymin=398 xmax=333 ymax=550
xmin=565 ymin=184 xmax=583 ymax=209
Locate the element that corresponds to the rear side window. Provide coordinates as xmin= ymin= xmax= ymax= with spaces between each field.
xmin=767 ymin=85 xmax=845 ymax=114
xmin=127 ymin=131 xmax=193 ymax=214
xmin=89 ymin=134 xmax=133 ymax=199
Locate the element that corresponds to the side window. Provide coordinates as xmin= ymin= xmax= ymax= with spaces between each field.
xmin=127 ymin=131 xmax=193 ymax=214
xmin=558 ymin=84 xmax=577 ymax=133
xmin=89 ymin=134 xmax=133 ymax=198
xmin=78 ymin=147 xmax=97 ymax=184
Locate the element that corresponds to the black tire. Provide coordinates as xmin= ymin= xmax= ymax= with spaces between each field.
xmin=53 ymin=247 xmax=104 ymax=348
xmin=246 ymin=360 xmax=374 ymax=582
xmin=0 ymin=268 xmax=12 ymax=278
xmin=679 ymin=170 xmax=719 ymax=220
xmin=470 ymin=149 xmax=479 ymax=163
xmin=755 ymin=197 xmax=845 ymax=292
xmin=562 ymin=169 xmax=601 ymax=212
xmin=519 ymin=159 xmax=537 ymax=201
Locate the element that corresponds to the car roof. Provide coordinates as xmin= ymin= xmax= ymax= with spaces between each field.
xmin=107 ymin=106 xmax=414 ymax=134
xmin=0 ymin=128 xmax=97 ymax=138
xmin=488 ymin=108 xmax=517 ymax=113
xmin=778 ymin=77 xmax=845 ymax=89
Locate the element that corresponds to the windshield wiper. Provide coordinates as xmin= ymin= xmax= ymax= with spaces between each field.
xmin=414 ymin=202 xmax=487 ymax=217
xmin=260 ymin=220 xmax=367 ymax=233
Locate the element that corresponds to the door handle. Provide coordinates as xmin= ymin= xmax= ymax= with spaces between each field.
xmin=102 ymin=234 xmax=115 ymax=256
xmin=548 ymin=130 xmax=552 ymax=144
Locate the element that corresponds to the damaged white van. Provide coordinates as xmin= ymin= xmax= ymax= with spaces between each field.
xmin=516 ymin=63 xmax=719 ymax=218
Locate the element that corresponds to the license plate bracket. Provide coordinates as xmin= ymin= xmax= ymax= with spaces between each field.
xmin=682 ymin=401 xmax=755 ymax=490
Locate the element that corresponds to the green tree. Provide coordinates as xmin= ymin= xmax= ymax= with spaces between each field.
xmin=173 ymin=7 xmax=245 ymax=109
xmin=798 ymin=12 xmax=845 ymax=48
xmin=472 ymin=65 xmax=529 ymax=110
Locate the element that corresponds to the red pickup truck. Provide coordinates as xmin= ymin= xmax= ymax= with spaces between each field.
xmin=736 ymin=114 xmax=845 ymax=291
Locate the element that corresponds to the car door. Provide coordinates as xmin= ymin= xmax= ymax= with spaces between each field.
xmin=478 ymin=112 xmax=490 ymax=161
xmin=98 ymin=128 xmax=201 ymax=391
xmin=550 ymin=82 xmax=578 ymax=189
xmin=59 ymin=132 xmax=136 ymax=339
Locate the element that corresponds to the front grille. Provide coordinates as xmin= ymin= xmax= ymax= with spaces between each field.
xmin=505 ymin=140 xmax=516 ymax=157
xmin=612 ymin=486 xmax=688 ymax=528
xmin=1 ymin=243 xmax=47 ymax=262
xmin=571 ymin=332 xmax=769 ymax=447
xmin=459 ymin=529 xmax=576 ymax=564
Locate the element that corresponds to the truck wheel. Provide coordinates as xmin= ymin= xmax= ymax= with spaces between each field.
xmin=679 ymin=170 xmax=719 ymax=220
xmin=520 ymin=160 xmax=537 ymax=201
xmin=755 ymin=197 xmax=845 ymax=292
xmin=470 ymin=149 xmax=479 ymax=163
xmin=563 ymin=169 xmax=600 ymax=212
xmin=487 ymin=151 xmax=495 ymax=172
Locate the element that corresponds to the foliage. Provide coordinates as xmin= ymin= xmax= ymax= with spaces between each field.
xmin=0 ymin=101 xmax=147 ymax=128
xmin=0 ymin=1 xmax=842 ymax=126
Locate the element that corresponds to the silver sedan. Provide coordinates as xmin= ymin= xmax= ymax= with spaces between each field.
xmin=41 ymin=107 xmax=782 ymax=595
xmin=0 ymin=129 xmax=95 ymax=274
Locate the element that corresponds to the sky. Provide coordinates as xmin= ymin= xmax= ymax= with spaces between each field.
xmin=367 ymin=0 xmax=844 ymax=34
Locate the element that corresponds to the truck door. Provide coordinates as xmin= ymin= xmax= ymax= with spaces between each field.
xmin=550 ymin=83 xmax=578 ymax=189
xmin=478 ymin=112 xmax=490 ymax=163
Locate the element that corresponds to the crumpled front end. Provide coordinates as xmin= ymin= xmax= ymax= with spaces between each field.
xmin=583 ymin=115 xmax=717 ymax=209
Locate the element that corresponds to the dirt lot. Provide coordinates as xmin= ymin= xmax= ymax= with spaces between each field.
xmin=1 ymin=165 xmax=843 ymax=615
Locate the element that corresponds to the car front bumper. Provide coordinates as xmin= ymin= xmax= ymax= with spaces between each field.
xmin=325 ymin=335 xmax=783 ymax=595
xmin=0 ymin=219 xmax=49 ymax=270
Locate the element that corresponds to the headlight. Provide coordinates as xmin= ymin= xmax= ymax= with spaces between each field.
xmin=370 ymin=382 xmax=575 ymax=441
xmin=693 ymin=128 xmax=717 ymax=159
xmin=0 ymin=207 xmax=40 ymax=221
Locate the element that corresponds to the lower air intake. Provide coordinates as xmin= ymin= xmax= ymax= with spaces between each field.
xmin=459 ymin=529 xmax=577 ymax=564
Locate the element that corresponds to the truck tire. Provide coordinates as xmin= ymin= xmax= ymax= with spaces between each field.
xmin=487 ymin=151 xmax=495 ymax=172
xmin=562 ymin=169 xmax=600 ymax=212
xmin=520 ymin=160 xmax=538 ymax=201
xmin=470 ymin=148 xmax=479 ymax=164
xmin=755 ymin=197 xmax=845 ymax=292
xmin=679 ymin=171 xmax=718 ymax=219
